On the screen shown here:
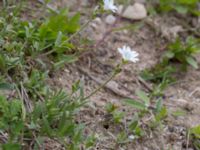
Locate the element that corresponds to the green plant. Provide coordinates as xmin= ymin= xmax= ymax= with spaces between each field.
xmin=123 ymin=90 xmax=167 ymax=139
xmin=155 ymin=0 xmax=200 ymax=16
xmin=140 ymin=36 xmax=200 ymax=95
xmin=189 ymin=125 xmax=200 ymax=150
xmin=141 ymin=64 xmax=176 ymax=96
xmin=0 ymin=96 xmax=23 ymax=146
xmin=1 ymin=7 xmax=80 ymax=73
xmin=128 ymin=113 xmax=144 ymax=138
xmin=105 ymin=103 xmax=125 ymax=124
xmin=141 ymin=64 xmax=176 ymax=84
xmin=124 ymin=90 xmax=151 ymax=111
xmin=163 ymin=37 xmax=200 ymax=69
xmin=0 ymin=85 xmax=93 ymax=149
xmin=0 ymin=2 xmax=96 ymax=149
xmin=38 ymin=9 xmax=80 ymax=54
xmin=104 ymin=103 xmax=144 ymax=144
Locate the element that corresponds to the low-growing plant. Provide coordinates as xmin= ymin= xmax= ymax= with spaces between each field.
xmin=105 ymin=103 xmax=125 ymax=124
xmin=4 ymin=0 xmax=199 ymax=149
xmin=163 ymin=37 xmax=200 ymax=69
xmin=152 ymin=0 xmax=200 ymax=16
xmin=123 ymin=90 xmax=167 ymax=139
xmin=0 ymin=81 xmax=95 ymax=149
xmin=104 ymin=103 xmax=145 ymax=144
xmin=0 ymin=2 xmax=95 ymax=149
xmin=140 ymin=36 xmax=200 ymax=93
xmin=189 ymin=125 xmax=200 ymax=150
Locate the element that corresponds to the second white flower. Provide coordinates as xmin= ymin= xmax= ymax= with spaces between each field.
xmin=103 ymin=0 xmax=118 ymax=13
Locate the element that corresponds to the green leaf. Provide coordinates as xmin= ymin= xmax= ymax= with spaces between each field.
xmin=155 ymin=98 xmax=163 ymax=113
xmin=25 ymin=26 xmax=30 ymax=38
xmin=2 ymin=143 xmax=21 ymax=150
xmin=85 ymin=135 xmax=96 ymax=148
xmin=186 ymin=56 xmax=198 ymax=69
xmin=66 ymin=13 xmax=80 ymax=33
xmin=172 ymin=109 xmax=187 ymax=117
xmin=54 ymin=55 xmax=78 ymax=69
xmin=0 ymin=54 xmax=6 ymax=71
xmin=155 ymin=107 xmax=167 ymax=122
xmin=129 ymin=121 xmax=138 ymax=131
xmin=0 ymin=83 xmax=14 ymax=90
xmin=136 ymin=90 xmax=150 ymax=107
xmin=55 ymin=31 xmax=63 ymax=47
xmin=134 ymin=126 xmax=143 ymax=137
xmin=164 ymin=51 xmax=175 ymax=59
xmin=124 ymin=99 xmax=146 ymax=110
xmin=41 ymin=116 xmax=52 ymax=136
xmin=175 ymin=5 xmax=188 ymax=14
xmin=190 ymin=125 xmax=200 ymax=138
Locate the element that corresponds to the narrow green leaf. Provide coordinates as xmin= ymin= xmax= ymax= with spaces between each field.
xmin=175 ymin=5 xmax=188 ymax=14
xmin=164 ymin=51 xmax=174 ymax=59
xmin=54 ymin=55 xmax=78 ymax=69
xmin=2 ymin=143 xmax=21 ymax=150
xmin=124 ymin=99 xmax=146 ymax=110
xmin=155 ymin=107 xmax=167 ymax=122
xmin=190 ymin=125 xmax=200 ymax=138
xmin=136 ymin=90 xmax=150 ymax=107
xmin=0 ymin=54 xmax=6 ymax=71
xmin=186 ymin=56 xmax=198 ymax=69
xmin=171 ymin=109 xmax=187 ymax=117
xmin=155 ymin=98 xmax=163 ymax=113
xmin=0 ymin=83 xmax=13 ymax=90
xmin=55 ymin=31 xmax=63 ymax=47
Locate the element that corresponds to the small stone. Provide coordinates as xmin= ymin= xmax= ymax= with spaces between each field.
xmin=90 ymin=17 xmax=102 ymax=29
xmin=64 ymin=69 xmax=70 ymax=73
xmin=105 ymin=15 xmax=116 ymax=25
xmin=93 ymin=17 xmax=102 ymax=25
xmin=123 ymin=30 xmax=128 ymax=34
xmin=122 ymin=3 xmax=147 ymax=20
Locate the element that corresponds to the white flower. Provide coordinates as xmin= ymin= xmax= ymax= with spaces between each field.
xmin=128 ymin=135 xmax=135 ymax=140
xmin=118 ymin=45 xmax=139 ymax=63
xmin=103 ymin=0 xmax=118 ymax=13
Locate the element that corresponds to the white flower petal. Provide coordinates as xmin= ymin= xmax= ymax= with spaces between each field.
xmin=128 ymin=135 xmax=135 ymax=140
xmin=118 ymin=45 xmax=139 ymax=63
xmin=103 ymin=0 xmax=118 ymax=12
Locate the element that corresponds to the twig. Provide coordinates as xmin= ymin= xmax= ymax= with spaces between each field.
xmin=0 ymin=131 xmax=8 ymax=143
xmin=33 ymin=89 xmax=45 ymax=101
xmin=186 ymin=130 xmax=190 ymax=150
xmin=17 ymin=83 xmax=33 ymax=113
xmin=138 ymin=76 xmax=153 ymax=92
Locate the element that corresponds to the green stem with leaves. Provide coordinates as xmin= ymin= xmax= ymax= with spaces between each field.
xmin=41 ymin=13 xmax=95 ymax=56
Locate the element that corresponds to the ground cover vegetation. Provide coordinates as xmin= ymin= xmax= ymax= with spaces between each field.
xmin=0 ymin=0 xmax=200 ymax=149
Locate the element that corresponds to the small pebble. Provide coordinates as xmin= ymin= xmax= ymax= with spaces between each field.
xmin=122 ymin=3 xmax=147 ymax=20
xmin=105 ymin=14 xmax=116 ymax=25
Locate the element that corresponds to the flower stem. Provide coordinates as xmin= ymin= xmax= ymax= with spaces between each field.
xmin=82 ymin=64 xmax=121 ymax=100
